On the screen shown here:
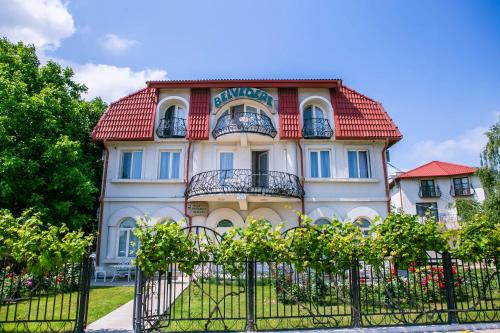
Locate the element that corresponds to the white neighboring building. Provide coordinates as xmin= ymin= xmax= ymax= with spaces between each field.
xmin=390 ymin=161 xmax=486 ymax=228
xmin=91 ymin=79 xmax=402 ymax=269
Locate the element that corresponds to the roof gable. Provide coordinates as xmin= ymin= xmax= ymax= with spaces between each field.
xmin=91 ymin=88 xmax=157 ymax=141
xmin=330 ymin=86 xmax=401 ymax=144
xmin=397 ymin=161 xmax=477 ymax=179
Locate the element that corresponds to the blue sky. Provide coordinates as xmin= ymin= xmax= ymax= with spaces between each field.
xmin=1 ymin=0 xmax=499 ymax=171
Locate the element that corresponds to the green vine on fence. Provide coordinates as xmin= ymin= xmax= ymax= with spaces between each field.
xmin=0 ymin=209 xmax=93 ymax=275
xmin=130 ymin=212 xmax=495 ymax=278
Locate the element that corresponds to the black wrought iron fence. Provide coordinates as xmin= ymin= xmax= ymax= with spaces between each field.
xmin=0 ymin=256 xmax=92 ymax=333
xmin=133 ymin=227 xmax=499 ymax=332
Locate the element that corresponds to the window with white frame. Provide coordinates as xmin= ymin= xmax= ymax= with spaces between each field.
xmin=354 ymin=218 xmax=371 ymax=237
xmin=315 ymin=218 xmax=331 ymax=226
xmin=309 ymin=150 xmax=331 ymax=178
xmin=117 ymin=218 xmax=138 ymax=257
xmin=121 ymin=151 xmax=142 ymax=179
xmin=347 ymin=150 xmax=370 ymax=178
xmin=219 ymin=152 xmax=234 ymax=181
xmin=159 ymin=150 xmax=181 ymax=179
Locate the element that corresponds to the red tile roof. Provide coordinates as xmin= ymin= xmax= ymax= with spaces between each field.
xmin=91 ymin=88 xmax=157 ymax=141
xmin=330 ymin=86 xmax=401 ymax=144
xmin=396 ymin=161 xmax=477 ymax=179
xmin=278 ymin=88 xmax=301 ymax=139
xmin=187 ymin=88 xmax=211 ymax=140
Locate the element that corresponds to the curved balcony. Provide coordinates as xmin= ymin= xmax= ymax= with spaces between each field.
xmin=185 ymin=169 xmax=304 ymax=200
xmin=212 ymin=112 xmax=277 ymax=140
xmin=302 ymin=118 xmax=334 ymax=139
xmin=156 ymin=117 xmax=187 ymax=138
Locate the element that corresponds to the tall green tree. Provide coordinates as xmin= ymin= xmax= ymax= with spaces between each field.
xmin=478 ymin=118 xmax=500 ymax=222
xmin=0 ymin=39 xmax=106 ymax=232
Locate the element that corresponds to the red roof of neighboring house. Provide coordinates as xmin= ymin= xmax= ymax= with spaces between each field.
xmin=91 ymin=88 xmax=157 ymax=141
xmin=396 ymin=161 xmax=477 ymax=180
xmin=278 ymin=88 xmax=301 ymax=139
xmin=330 ymin=86 xmax=401 ymax=145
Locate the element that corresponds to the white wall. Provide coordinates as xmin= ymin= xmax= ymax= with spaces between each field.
xmin=97 ymin=87 xmax=392 ymax=268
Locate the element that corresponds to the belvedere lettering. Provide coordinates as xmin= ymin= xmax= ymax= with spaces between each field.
xmin=214 ymin=87 xmax=274 ymax=109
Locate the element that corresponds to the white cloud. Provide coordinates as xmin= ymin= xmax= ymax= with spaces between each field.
xmin=100 ymin=33 xmax=138 ymax=53
xmin=0 ymin=0 xmax=75 ymax=51
xmin=409 ymin=126 xmax=488 ymax=167
xmin=72 ymin=63 xmax=167 ymax=102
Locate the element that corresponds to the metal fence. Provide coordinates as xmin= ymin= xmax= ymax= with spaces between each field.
xmin=0 ymin=256 xmax=92 ymax=333
xmin=133 ymin=227 xmax=499 ymax=332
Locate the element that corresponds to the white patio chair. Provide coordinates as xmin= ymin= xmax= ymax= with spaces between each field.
xmin=90 ymin=253 xmax=106 ymax=282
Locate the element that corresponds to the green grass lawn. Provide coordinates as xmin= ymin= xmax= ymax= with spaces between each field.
xmin=0 ymin=285 xmax=134 ymax=332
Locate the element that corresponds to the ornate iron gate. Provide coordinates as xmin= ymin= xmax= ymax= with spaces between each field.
xmin=133 ymin=227 xmax=499 ymax=332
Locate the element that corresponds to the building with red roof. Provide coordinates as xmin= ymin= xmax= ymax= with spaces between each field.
xmin=390 ymin=161 xmax=485 ymax=228
xmin=91 ymin=79 xmax=403 ymax=268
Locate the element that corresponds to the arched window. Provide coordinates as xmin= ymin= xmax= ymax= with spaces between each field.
xmin=118 ymin=218 xmax=138 ymax=257
xmin=303 ymin=105 xmax=325 ymax=137
xmin=314 ymin=218 xmax=331 ymax=226
xmin=217 ymin=219 xmax=234 ymax=228
xmin=160 ymin=218 xmax=176 ymax=225
xmin=354 ymin=218 xmax=371 ymax=237
xmin=164 ymin=104 xmax=186 ymax=121
xmin=303 ymin=105 xmax=324 ymax=122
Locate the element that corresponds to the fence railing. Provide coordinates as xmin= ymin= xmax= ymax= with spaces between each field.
xmin=0 ymin=256 xmax=92 ymax=333
xmin=133 ymin=227 xmax=500 ymax=332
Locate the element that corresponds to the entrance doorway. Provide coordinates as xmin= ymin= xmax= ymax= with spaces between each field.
xmin=252 ymin=151 xmax=268 ymax=188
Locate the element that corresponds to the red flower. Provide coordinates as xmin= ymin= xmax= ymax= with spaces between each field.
xmin=360 ymin=277 xmax=367 ymax=283
xmin=56 ymin=276 xmax=63 ymax=283
xmin=422 ymin=277 xmax=428 ymax=286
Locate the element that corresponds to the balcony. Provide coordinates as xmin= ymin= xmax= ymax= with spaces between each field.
xmin=451 ymin=184 xmax=475 ymax=197
xmin=185 ymin=169 xmax=304 ymax=201
xmin=212 ymin=112 xmax=277 ymax=140
xmin=156 ymin=117 xmax=187 ymax=138
xmin=302 ymin=118 xmax=334 ymax=139
xmin=418 ymin=184 xmax=441 ymax=198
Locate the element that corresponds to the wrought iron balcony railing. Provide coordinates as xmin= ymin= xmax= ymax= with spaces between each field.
xmin=418 ymin=184 xmax=441 ymax=198
xmin=156 ymin=117 xmax=187 ymax=138
xmin=302 ymin=118 xmax=334 ymax=139
xmin=451 ymin=184 xmax=475 ymax=197
xmin=212 ymin=112 xmax=277 ymax=139
xmin=185 ymin=169 xmax=304 ymax=199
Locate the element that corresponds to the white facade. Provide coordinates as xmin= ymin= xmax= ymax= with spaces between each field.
xmin=390 ymin=175 xmax=485 ymax=228
xmin=97 ymin=87 xmax=394 ymax=269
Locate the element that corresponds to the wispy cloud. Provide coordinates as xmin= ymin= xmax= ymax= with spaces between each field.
xmin=73 ymin=63 xmax=166 ymax=102
xmin=406 ymin=126 xmax=488 ymax=168
xmin=0 ymin=1 xmax=167 ymax=103
xmin=100 ymin=33 xmax=138 ymax=53
xmin=0 ymin=0 xmax=75 ymax=51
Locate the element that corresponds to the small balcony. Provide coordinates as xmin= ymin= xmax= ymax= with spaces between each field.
xmin=419 ymin=184 xmax=441 ymax=198
xmin=302 ymin=118 xmax=334 ymax=139
xmin=451 ymin=184 xmax=475 ymax=197
xmin=185 ymin=169 xmax=304 ymax=201
xmin=212 ymin=112 xmax=277 ymax=140
xmin=156 ymin=117 xmax=187 ymax=138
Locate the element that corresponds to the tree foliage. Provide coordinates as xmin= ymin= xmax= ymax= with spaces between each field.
xmin=0 ymin=39 xmax=106 ymax=231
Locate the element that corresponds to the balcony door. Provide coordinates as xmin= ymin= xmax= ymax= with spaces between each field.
xmin=303 ymin=105 xmax=324 ymax=137
xmin=252 ymin=151 xmax=268 ymax=188
xmin=164 ymin=105 xmax=186 ymax=136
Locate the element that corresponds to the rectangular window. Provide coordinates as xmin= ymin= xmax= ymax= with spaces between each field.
xmin=121 ymin=151 xmax=142 ymax=179
xmin=310 ymin=150 xmax=331 ymax=178
xmin=420 ymin=179 xmax=437 ymax=197
xmin=159 ymin=151 xmax=181 ymax=179
xmin=416 ymin=202 xmax=438 ymax=220
xmin=219 ymin=152 xmax=234 ymax=181
xmin=453 ymin=177 xmax=471 ymax=195
xmin=348 ymin=150 xmax=370 ymax=178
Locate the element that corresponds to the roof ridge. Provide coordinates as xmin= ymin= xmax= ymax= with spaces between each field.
xmin=340 ymin=85 xmax=381 ymax=105
xmin=109 ymin=87 xmax=151 ymax=106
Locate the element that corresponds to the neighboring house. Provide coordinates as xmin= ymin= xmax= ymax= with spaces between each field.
xmin=390 ymin=161 xmax=485 ymax=228
xmin=91 ymin=79 xmax=401 ymax=269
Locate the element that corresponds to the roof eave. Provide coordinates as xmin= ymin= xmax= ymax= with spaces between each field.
xmin=147 ymin=79 xmax=342 ymax=89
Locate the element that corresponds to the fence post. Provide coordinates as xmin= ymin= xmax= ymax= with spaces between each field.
xmin=76 ymin=257 xmax=92 ymax=333
xmin=134 ymin=267 xmax=144 ymax=333
xmin=442 ymin=251 xmax=458 ymax=324
xmin=246 ymin=259 xmax=256 ymax=332
xmin=350 ymin=260 xmax=361 ymax=328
